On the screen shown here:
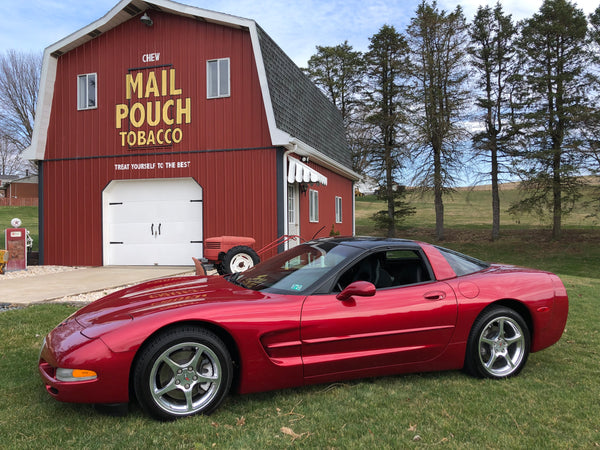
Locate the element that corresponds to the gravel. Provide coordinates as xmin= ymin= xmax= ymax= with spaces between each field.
xmin=1 ymin=265 xmax=83 ymax=280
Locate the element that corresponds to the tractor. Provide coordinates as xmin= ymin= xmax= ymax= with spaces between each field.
xmin=198 ymin=235 xmax=302 ymax=275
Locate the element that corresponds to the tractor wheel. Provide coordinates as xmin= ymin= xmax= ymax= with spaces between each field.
xmin=221 ymin=246 xmax=260 ymax=274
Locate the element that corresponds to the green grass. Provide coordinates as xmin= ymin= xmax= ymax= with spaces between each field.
xmin=357 ymin=187 xmax=600 ymax=234
xmin=0 ymin=206 xmax=38 ymax=251
xmin=0 ymin=271 xmax=598 ymax=448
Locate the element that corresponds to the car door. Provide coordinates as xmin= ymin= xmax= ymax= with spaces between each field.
xmin=300 ymin=250 xmax=458 ymax=379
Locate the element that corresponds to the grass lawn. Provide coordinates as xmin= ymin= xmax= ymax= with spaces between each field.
xmin=0 ymin=192 xmax=599 ymax=447
xmin=0 ymin=268 xmax=598 ymax=447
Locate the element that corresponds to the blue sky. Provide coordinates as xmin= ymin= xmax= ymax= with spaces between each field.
xmin=2 ymin=0 xmax=599 ymax=66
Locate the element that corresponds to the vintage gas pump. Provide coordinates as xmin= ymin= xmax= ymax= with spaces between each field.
xmin=3 ymin=218 xmax=29 ymax=272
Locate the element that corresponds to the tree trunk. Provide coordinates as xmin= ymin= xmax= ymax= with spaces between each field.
xmin=384 ymin=131 xmax=396 ymax=238
xmin=552 ymin=149 xmax=562 ymax=239
xmin=433 ymin=145 xmax=444 ymax=240
xmin=386 ymin=153 xmax=396 ymax=238
xmin=491 ymin=144 xmax=500 ymax=241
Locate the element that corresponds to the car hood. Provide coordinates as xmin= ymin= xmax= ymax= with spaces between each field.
xmin=73 ymin=275 xmax=260 ymax=328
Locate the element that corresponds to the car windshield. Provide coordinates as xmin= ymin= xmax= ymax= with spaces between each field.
xmin=231 ymin=241 xmax=362 ymax=294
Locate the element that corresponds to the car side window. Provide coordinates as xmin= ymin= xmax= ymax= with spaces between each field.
xmin=335 ymin=250 xmax=431 ymax=292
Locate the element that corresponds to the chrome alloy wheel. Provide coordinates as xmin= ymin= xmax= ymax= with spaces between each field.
xmin=149 ymin=341 xmax=222 ymax=416
xmin=478 ymin=316 xmax=526 ymax=377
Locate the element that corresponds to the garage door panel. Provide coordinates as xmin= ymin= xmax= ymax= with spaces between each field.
xmin=108 ymin=201 xmax=201 ymax=224
xmin=109 ymin=243 xmax=203 ymax=266
xmin=103 ymin=178 xmax=203 ymax=266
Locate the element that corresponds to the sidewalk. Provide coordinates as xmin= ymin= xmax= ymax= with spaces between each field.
xmin=1 ymin=266 xmax=194 ymax=305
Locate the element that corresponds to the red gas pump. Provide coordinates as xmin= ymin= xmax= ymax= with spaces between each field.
xmin=4 ymin=218 xmax=28 ymax=272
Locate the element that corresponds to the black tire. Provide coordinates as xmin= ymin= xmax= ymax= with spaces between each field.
xmin=133 ymin=326 xmax=233 ymax=421
xmin=215 ymin=263 xmax=226 ymax=275
xmin=464 ymin=306 xmax=530 ymax=379
xmin=221 ymin=246 xmax=260 ymax=274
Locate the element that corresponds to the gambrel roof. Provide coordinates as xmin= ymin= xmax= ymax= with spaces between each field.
xmin=24 ymin=0 xmax=356 ymax=179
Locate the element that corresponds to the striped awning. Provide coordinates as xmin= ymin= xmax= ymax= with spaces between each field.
xmin=287 ymin=157 xmax=328 ymax=186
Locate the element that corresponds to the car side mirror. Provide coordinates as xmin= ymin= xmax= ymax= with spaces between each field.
xmin=336 ymin=281 xmax=376 ymax=301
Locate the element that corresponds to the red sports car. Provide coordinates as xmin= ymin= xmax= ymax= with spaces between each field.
xmin=39 ymin=237 xmax=568 ymax=420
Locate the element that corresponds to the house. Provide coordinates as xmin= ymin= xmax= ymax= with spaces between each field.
xmin=0 ymin=175 xmax=38 ymax=206
xmin=0 ymin=175 xmax=20 ymax=199
xmin=23 ymin=0 xmax=358 ymax=266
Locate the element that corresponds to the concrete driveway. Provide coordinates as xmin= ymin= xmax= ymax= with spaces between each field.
xmin=2 ymin=266 xmax=194 ymax=305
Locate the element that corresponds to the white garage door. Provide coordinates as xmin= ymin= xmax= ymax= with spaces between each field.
xmin=103 ymin=178 xmax=203 ymax=265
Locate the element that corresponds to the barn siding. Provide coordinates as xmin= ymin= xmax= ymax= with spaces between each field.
xmin=42 ymin=11 xmax=278 ymax=266
xmin=46 ymin=12 xmax=270 ymax=161
xmin=42 ymin=148 xmax=279 ymax=266
xmin=298 ymin=163 xmax=354 ymax=241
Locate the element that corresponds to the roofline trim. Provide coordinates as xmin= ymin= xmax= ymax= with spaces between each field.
xmin=287 ymin=138 xmax=360 ymax=181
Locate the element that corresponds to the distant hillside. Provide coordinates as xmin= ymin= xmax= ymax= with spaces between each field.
xmin=457 ymin=176 xmax=599 ymax=191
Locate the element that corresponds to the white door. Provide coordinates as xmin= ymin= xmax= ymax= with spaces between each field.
xmin=287 ymin=184 xmax=301 ymax=248
xmin=103 ymin=178 xmax=203 ymax=265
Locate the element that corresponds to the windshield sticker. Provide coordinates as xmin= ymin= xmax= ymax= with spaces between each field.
xmin=291 ymin=284 xmax=303 ymax=291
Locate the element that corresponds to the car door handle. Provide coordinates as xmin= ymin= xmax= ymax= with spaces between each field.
xmin=424 ymin=291 xmax=446 ymax=301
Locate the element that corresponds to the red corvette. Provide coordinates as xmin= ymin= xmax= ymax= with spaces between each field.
xmin=39 ymin=237 xmax=568 ymax=420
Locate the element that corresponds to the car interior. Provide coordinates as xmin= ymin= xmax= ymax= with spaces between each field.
xmin=336 ymin=250 xmax=431 ymax=291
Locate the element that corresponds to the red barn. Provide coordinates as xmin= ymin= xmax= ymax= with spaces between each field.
xmin=24 ymin=0 xmax=357 ymax=266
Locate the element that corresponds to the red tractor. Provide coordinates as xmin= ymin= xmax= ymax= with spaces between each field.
xmin=200 ymin=235 xmax=302 ymax=274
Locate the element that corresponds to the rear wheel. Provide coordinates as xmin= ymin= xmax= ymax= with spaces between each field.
xmin=133 ymin=326 xmax=232 ymax=420
xmin=464 ymin=306 xmax=530 ymax=379
xmin=221 ymin=246 xmax=260 ymax=274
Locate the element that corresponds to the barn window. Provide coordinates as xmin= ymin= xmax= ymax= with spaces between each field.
xmin=309 ymin=189 xmax=319 ymax=223
xmin=207 ymin=58 xmax=230 ymax=98
xmin=335 ymin=196 xmax=343 ymax=223
xmin=77 ymin=73 xmax=97 ymax=110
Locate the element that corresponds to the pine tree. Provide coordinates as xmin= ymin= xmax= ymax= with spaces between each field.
xmin=406 ymin=1 xmax=470 ymax=241
xmin=304 ymin=42 xmax=371 ymax=174
xmin=469 ymin=2 xmax=517 ymax=241
xmin=364 ymin=25 xmax=414 ymax=237
xmin=511 ymin=0 xmax=591 ymax=239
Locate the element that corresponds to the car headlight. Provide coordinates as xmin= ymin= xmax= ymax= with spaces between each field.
xmin=55 ymin=368 xmax=98 ymax=382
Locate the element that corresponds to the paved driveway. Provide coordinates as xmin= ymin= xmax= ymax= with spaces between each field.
xmin=1 ymin=266 xmax=194 ymax=305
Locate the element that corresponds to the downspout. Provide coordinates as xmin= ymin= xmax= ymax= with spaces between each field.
xmin=282 ymin=145 xmax=295 ymax=243
xmin=352 ymin=181 xmax=356 ymax=236
xmin=37 ymin=161 xmax=44 ymax=265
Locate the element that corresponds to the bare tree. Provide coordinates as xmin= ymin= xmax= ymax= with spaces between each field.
xmin=0 ymin=50 xmax=42 ymax=174
xmin=0 ymin=133 xmax=23 ymax=175
xmin=407 ymin=1 xmax=471 ymax=241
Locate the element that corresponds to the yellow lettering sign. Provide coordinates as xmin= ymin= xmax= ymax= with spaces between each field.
xmin=126 ymin=72 xmax=143 ymax=100
xmin=116 ymin=67 xmax=190 ymax=147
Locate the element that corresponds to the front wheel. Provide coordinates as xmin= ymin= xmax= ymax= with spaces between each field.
xmin=464 ymin=306 xmax=530 ymax=379
xmin=133 ymin=326 xmax=233 ymax=421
